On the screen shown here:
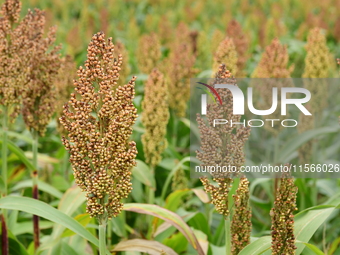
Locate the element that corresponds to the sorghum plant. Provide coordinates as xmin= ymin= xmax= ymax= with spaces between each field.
xmin=260 ymin=17 xmax=287 ymax=48
xmin=227 ymin=20 xmax=249 ymax=77
xmin=271 ymin=170 xmax=298 ymax=254
xmin=137 ymin=33 xmax=161 ymax=74
xmin=299 ymin=28 xmax=333 ymax=163
xmin=303 ymin=27 xmax=334 ymax=112
xmin=114 ymin=41 xmax=130 ymax=85
xmin=198 ymin=64 xmax=251 ymax=254
xmin=0 ymin=1 xmax=26 ymax=253
xmin=231 ymin=177 xmax=252 ymax=254
xmin=210 ymin=28 xmax=224 ymax=56
xmin=252 ymin=38 xmax=293 ymax=135
xmin=55 ymin=55 xmax=77 ymax=136
xmin=196 ymin=31 xmax=212 ymax=70
xmin=171 ymin=167 xmax=188 ymax=191
xmin=252 ymin=38 xmax=293 ymax=78
xmin=21 ymin=10 xmax=61 ymax=137
xmin=213 ymin=37 xmax=238 ymax=75
xmin=141 ymin=68 xmax=169 ymax=205
xmin=303 ymin=28 xmax=333 ymax=80
xmin=141 ymin=68 xmax=169 ymax=169
xmin=60 ymin=32 xmax=137 ymax=254
xmin=20 ymin=8 xmax=61 ymax=249
xmin=165 ymin=38 xmax=196 ymax=118
xmin=0 ymin=0 xmax=26 ymax=121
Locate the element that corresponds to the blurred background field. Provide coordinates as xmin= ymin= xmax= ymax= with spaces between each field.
xmin=1 ymin=0 xmax=340 ymax=254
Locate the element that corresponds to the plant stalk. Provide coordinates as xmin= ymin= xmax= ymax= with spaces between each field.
xmin=224 ymin=216 xmax=231 ymax=255
xmin=2 ymin=106 xmax=8 ymax=194
xmin=1 ymin=106 xmax=9 ymax=255
xmin=106 ymin=220 xmax=112 ymax=247
xmin=32 ymin=129 xmax=40 ymax=250
xmin=1 ymin=214 xmax=8 ymax=255
xmin=99 ymin=222 xmax=107 ymax=255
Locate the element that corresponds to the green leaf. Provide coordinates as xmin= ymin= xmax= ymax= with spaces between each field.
xmin=187 ymin=213 xmax=212 ymax=241
xmin=0 ymin=140 xmax=35 ymax=171
xmin=163 ymin=232 xmax=188 ymax=254
xmin=112 ymin=239 xmax=178 ymax=255
xmin=296 ymin=241 xmax=325 ymax=255
xmin=0 ymin=196 xmax=101 ymax=249
xmin=161 ymin=157 xmax=191 ymax=202
xmin=12 ymin=221 xmax=54 ymax=235
xmin=124 ymin=203 xmax=205 ymax=255
xmin=43 ymin=185 xmax=87 ymax=252
xmin=294 ymin=205 xmax=335 ymax=255
xmin=238 ymin=236 xmax=271 ymax=255
xmin=0 ymin=129 xmax=34 ymax=144
xmin=6 ymin=229 xmax=30 ymax=255
xmin=0 ymin=176 xmax=6 ymax=194
xmin=132 ymin=159 xmax=156 ymax=189
xmin=110 ymin=213 xmax=126 ymax=238
xmin=328 ymin=236 xmax=340 ymax=255
xmin=165 ymin=189 xmax=190 ymax=212
xmin=61 ymin=214 xmax=91 ymax=238
xmin=11 ymin=179 xmax=63 ymax=199
xmin=60 ymin=241 xmax=80 ymax=255
xmin=277 ymin=126 xmax=340 ymax=163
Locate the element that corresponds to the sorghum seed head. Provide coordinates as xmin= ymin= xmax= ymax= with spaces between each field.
xmin=60 ymin=32 xmax=138 ymax=219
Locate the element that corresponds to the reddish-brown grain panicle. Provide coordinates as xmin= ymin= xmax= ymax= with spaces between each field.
xmin=60 ymin=32 xmax=138 ymax=220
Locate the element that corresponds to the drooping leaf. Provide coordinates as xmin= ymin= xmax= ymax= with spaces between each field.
xmin=11 ymin=179 xmax=63 ymax=199
xmin=112 ymin=239 xmax=178 ymax=255
xmin=0 ymin=196 xmax=106 ymax=252
xmin=124 ymin=203 xmax=205 ymax=255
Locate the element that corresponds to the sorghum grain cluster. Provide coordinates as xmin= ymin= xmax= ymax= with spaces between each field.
xmin=198 ymin=64 xmax=250 ymax=216
xmin=60 ymin=32 xmax=137 ymax=219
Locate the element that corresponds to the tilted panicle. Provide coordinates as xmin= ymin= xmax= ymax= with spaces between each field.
xmin=60 ymin=32 xmax=138 ymax=220
xmin=198 ymin=64 xmax=250 ymax=217
xmin=141 ymin=68 xmax=169 ymax=169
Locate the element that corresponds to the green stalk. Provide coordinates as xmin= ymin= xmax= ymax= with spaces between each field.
xmin=147 ymin=166 xmax=155 ymax=204
xmin=146 ymin=166 xmax=155 ymax=238
xmin=99 ymin=222 xmax=107 ymax=255
xmin=2 ymin=106 xmax=8 ymax=194
xmin=106 ymin=220 xmax=112 ymax=248
xmin=32 ymin=129 xmax=38 ymax=170
xmin=171 ymin=110 xmax=178 ymax=147
xmin=224 ymin=216 xmax=231 ymax=255
xmin=1 ymin=106 xmax=9 ymax=255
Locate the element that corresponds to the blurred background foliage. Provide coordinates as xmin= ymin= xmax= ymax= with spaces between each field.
xmin=1 ymin=0 xmax=340 ymax=254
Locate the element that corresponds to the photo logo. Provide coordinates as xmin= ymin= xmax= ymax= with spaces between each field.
xmin=198 ymin=82 xmax=312 ymax=116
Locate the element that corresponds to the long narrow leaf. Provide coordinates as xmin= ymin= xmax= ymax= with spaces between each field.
xmin=0 ymin=196 xmax=100 ymax=249
xmin=124 ymin=203 xmax=205 ymax=255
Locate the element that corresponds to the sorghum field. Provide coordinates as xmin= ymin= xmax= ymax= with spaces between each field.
xmin=0 ymin=0 xmax=340 ymax=254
